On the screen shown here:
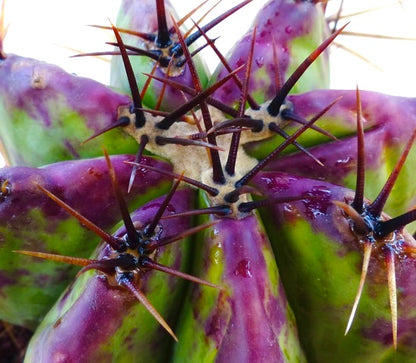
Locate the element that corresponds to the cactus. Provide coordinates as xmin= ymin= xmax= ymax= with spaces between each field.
xmin=1 ymin=0 xmax=416 ymax=362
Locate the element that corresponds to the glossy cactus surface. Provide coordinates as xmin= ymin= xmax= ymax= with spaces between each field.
xmin=1 ymin=1 xmax=416 ymax=362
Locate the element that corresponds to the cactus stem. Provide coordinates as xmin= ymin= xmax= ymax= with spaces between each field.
xmin=119 ymin=276 xmax=178 ymax=341
xmin=267 ymin=23 xmax=348 ymax=117
xmin=344 ymin=240 xmax=372 ymax=336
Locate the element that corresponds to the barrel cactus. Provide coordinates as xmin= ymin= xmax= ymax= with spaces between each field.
xmin=1 ymin=1 xmax=416 ymax=362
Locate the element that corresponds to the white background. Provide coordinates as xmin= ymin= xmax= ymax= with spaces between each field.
xmin=1 ymin=0 xmax=416 ymax=166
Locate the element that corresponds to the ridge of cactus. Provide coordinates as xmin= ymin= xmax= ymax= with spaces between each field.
xmin=1 ymin=0 xmax=416 ymax=361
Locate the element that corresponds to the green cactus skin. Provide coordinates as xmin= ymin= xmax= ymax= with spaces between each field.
xmin=24 ymin=190 xmax=195 ymax=363
xmin=0 ymin=55 xmax=138 ymax=166
xmin=0 ymin=155 xmax=171 ymax=328
xmin=1 ymin=0 xmax=416 ymax=362
xmin=254 ymin=171 xmax=416 ymax=362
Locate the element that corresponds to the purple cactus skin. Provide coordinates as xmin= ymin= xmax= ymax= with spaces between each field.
xmin=3 ymin=0 xmax=415 ymax=360
xmin=0 ymin=54 xmax=137 ymax=166
xmin=110 ymin=0 xmax=210 ymax=111
xmin=0 ymin=154 xmax=172 ymax=328
xmin=172 ymin=209 xmax=305 ymax=362
xmin=24 ymin=189 xmax=195 ymax=362
xmin=255 ymin=89 xmax=416 ymax=217
xmin=211 ymin=0 xmax=329 ymax=108
xmin=253 ymin=171 xmax=416 ymax=361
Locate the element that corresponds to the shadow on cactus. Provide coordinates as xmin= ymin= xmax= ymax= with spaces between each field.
xmin=2 ymin=0 xmax=416 ymax=362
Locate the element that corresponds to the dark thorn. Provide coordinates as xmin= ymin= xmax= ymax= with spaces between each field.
xmin=103 ymin=148 xmax=139 ymax=248
xmin=77 ymin=253 xmax=137 ymax=277
xmin=190 ymin=17 xmax=259 ymax=110
xmin=119 ymin=277 xmax=178 ymax=341
xmin=106 ymin=42 xmax=170 ymax=66
xmin=71 ymin=50 xmax=139 ymax=59
xmin=267 ymin=23 xmax=348 ymax=117
xmin=208 ymin=118 xmax=264 ymax=134
xmin=155 ymin=66 xmax=244 ymax=130
xmin=147 ymin=221 xmax=219 ymax=252
xmin=368 ymin=129 xmax=416 ymax=217
xmin=351 ymin=86 xmax=365 ymax=213
xmin=226 ymin=26 xmax=257 ymax=176
xmin=375 ymin=210 xmax=416 ymax=238
xmin=82 ymin=116 xmax=131 ymax=145
xmin=171 ymin=0 xmax=253 ymax=57
xmin=161 ymin=205 xmax=232 ymax=219
xmin=236 ymin=97 xmax=338 ymax=187
xmin=110 ymin=21 xmax=146 ymax=127
xmin=142 ymin=72 xmax=238 ymax=117
xmin=155 ymin=136 xmax=224 ymax=151
xmin=331 ymin=0 xmax=345 ymax=33
xmin=125 ymin=161 xmax=219 ymax=196
xmin=137 ymin=107 xmax=171 ymax=118
xmin=173 ymin=0 xmax=210 ymax=31
xmin=156 ymin=0 xmax=171 ymax=48
xmin=281 ymin=109 xmax=338 ymax=141
xmin=269 ymin=123 xmax=324 ymax=167
xmin=128 ymin=135 xmax=149 ymax=194
xmin=238 ymin=195 xmax=308 ymax=213
xmin=139 ymin=256 xmax=221 ymax=289
xmin=144 ymin=173 xmax=183 ymax=237
xmin=176 ymin=37 xmax=220 ymax=68
xmin=88 ymin=24 xmax=156 ymax=42
xmin=168 ymin=16 xmax=226 ymax=185
xmin=224 ymin=185 xmax=262 ymax=204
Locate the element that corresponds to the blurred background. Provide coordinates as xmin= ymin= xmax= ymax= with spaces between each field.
xmin=1 ymin=0 xmax=416 ymax=166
